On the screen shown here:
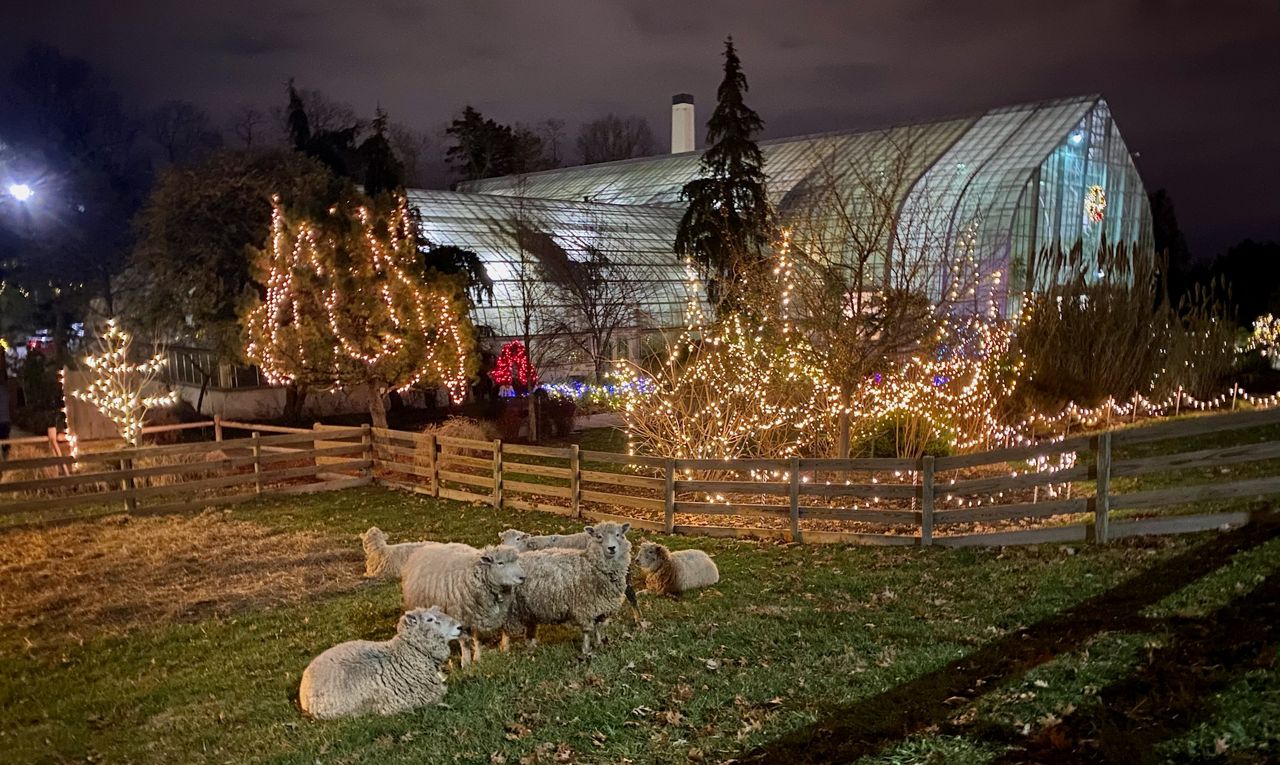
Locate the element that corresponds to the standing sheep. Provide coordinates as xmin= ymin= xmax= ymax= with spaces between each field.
xmin=635 ymin=541 xmax=719 ymax=596
xmin=361 ymin=527 xmax=431 ymax=579
xmin=500 ymin=526 xmax=642 ymax=621
xmin=298 ymin=606 xmax=460 ymax=719
xmin=503 ymin=522 xmax=632 ymax=655
xmin=401 ymin=544 xmax=525 ymax=665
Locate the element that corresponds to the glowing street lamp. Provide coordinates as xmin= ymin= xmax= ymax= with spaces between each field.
xmin=6 ymin=183 xmax=33 ymax=202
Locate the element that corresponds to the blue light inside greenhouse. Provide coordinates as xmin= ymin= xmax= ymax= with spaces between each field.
xmin=1069 ymin=132 xmax=1084 ymax=145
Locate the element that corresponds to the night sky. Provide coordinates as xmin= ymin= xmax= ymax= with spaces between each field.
xmin=4 ymin=0 xmax=1278 ymax=258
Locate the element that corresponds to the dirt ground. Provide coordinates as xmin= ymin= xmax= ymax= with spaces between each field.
xmin=0 ymin=510 xmax=364 ymax=646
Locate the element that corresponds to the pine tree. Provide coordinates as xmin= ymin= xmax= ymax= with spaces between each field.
xmin=674 ymin=37 xmax=774 ymax=312
xmin=359 ymin=109 xmax=406 ymax=196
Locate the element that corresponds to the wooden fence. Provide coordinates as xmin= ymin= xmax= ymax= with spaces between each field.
xmin=371 ymin=406 xmax=1280 ymax=547
xmin=4 ymin=408 xmax=1278 ymax=547
xmin=0 ymin=422 xmax=372 ymax=519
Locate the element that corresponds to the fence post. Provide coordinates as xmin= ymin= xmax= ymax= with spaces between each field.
xmin=427 ymin=433 xmax=439 ymax=498
xmin=214 ymin=415 xmax=224 ymax=442
xmin=48 ymin=427 xmax=71 ymax=477
xmin=492 ymin=439 xmax=504 ymax=510
xmin=360 ymin=424 xmax=372 ymax=480
xmin=252 ymin=431 xmax=263 ymax=494
xmin=663 ymin=459 xmax=675 ymax=534
xmin=570 ymin=443 xmax=581 ymax=518
xmin=789 ymin=457 xmax=802 ymax=544
xmin=121 ymin=456 xmax=137 ymax=513
xmin=1094 ymin=430 xmax=1112 ymax=544
xmin=920 ymin=456 xmax=935 ymax=546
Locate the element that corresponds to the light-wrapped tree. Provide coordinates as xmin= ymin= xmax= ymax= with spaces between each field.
xmin=617 ymin=233 xmax=844 ymax=463
xmin=244 ymin=194 xmax=474 ymax=429
xmin=69 ymin=318 xmax=179 ymax=447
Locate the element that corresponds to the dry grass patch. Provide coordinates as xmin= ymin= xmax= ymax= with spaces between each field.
xmin=0 ymin=509 xmax=363 ymax=645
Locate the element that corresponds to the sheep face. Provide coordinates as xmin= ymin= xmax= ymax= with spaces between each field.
xmin=635 ymin=541 xmax=666 ymax=571
xmin=584 ymin=522 xmax=632 ymax=563
xmin=498 ymin=529 xmax=531 ymax=550
xmin=480 ymin=546 xmax=527 ymax=588
xmin=400 ymin=606 xmax=463 ymax=642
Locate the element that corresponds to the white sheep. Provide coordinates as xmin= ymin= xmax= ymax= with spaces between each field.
xmin=635 ymin=541 xmax=719 ymax=596
xmin=500 ymin=526 xmax=642 ymax=621
xmin=298 ymin=606 xmax=460 ymax=720
xmin=503 ymin=522 xmax=632 ymax=655
xmin=361 ymin=527 xmax=432 ymax=579
xmin=401 ymin=544 xmax=525 ymax=665
xmin=498 ymin=528 xmax=590 ymax=551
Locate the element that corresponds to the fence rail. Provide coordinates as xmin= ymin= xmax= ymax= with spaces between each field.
xmin=1 ymin=423 xmax=372 ymax=519
xmin=371 ymin=407 xmax=1280 ymax=547
xmin=5 ymin=407 xmax=1278 ymax=548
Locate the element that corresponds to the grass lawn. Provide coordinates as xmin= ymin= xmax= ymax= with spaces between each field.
xmin=2 ymin=485 xmax=1278 ymax=764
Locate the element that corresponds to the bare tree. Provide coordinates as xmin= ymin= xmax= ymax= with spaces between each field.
xmin=576 ymin=114 xmax=656 ymax=165
xmin=536 ymin=221 xmax=655 ymax=383
xmin=783 ymin=129 xmax=988 ymax=453
xmin=148 ymin=99 xmax=222 ymax=165
xmin=228 ymin=105 xmax=266 ymax=150
xmin=388 ymin=123 xmax=440 ymax=188
xmin=538 ymin=118 xmax=567 ymax=168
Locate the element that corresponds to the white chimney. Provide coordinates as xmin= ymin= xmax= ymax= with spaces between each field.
xmin=671 ymin=94 xmax=695 ymax=154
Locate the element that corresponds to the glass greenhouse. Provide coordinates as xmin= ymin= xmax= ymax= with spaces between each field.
xmin=411 ymin=94 xmax=1151 ymax=340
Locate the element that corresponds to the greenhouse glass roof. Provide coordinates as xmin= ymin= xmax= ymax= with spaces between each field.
xmin=418 ymin=95 xmax=1150 ymax=333
xmin=405 ymin=190 xmax=688 ymax=338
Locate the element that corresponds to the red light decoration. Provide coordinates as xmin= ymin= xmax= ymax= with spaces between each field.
xmin=491 ymin=340 xmax=538 ymax=395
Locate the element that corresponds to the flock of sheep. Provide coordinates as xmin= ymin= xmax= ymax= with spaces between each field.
xmin=298 ymin=521 xmax=721 ymax=719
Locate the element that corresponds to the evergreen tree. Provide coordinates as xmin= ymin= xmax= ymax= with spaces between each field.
xmin=359 ymin=109 xmax=406 ymax=196
xmin=285 ymin=79 xmax=312 ymax=152
xmin=674 ymin=37 xmax=774 ymax=311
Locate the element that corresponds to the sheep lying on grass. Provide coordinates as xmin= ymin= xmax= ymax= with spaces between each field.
xmin=361 ymin=527 xmax=432 ymax=579
xmin=298 ymin=606 xmax=460 ymax=719
xmin=500 ymin=526 xmax=641 ymax=620
xmin=401 ymin=544 xmax=525 ymax=665
xmin=503 ymin=522 xmax=632 ymax=655
xmin=636 ymin=541 xmax=719 ymax=596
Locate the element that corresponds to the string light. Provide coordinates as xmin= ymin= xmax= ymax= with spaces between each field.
xmin=1248 ymin=314 xmax=1280 ymax=359
xmin=617 ymin=229 xmax=846 ymax=472
xmin=68 ymin=319 xmax=179 ymax=447
xmin=491 ymin=340 xmax=538 ymax=394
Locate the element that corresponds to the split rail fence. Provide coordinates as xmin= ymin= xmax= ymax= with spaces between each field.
xmin=0 ymin=419 xmax=372 ymax=519
xmin=371 ymin=406 xmax=1280 ymax=547
xmin=3 ymin=408 xmax=1278 ymax=547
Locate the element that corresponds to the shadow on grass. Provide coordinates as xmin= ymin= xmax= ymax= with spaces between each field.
xmin=987 ymin=571 xmax=1279 ymax=763
xmin=737 ymin=509 xmax=1279 ymax=764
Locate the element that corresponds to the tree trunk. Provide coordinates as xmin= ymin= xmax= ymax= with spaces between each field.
xmin=368 ymin=385 xmax=389 ymax=431
xmin=283 ymin=383 xmax=308 ymax=423
xmin=527 ymin=394 xmax=538 ymax=443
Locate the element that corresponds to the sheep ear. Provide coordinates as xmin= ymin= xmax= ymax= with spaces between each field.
xmin=584 ymin=526 xmax=596 ymax=537
xmin=402 ymin=612 xmax=418 ymax=627
xmin=621 ymin=523 xmax=631 ymax=534
xmin=480 ymin=554 xmax=494 ymax=564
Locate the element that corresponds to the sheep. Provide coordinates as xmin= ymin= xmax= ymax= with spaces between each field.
xmin=298 ymin=606 xmax=460 ymax=720
xmin=400 ymin=543 xmax=526 ymax=665
xmin=361 ymin=527 xmax=432 ymax=579
xmin=498 ymin=528 xmax=590 ymax=551
xmin=635 ymin=541 xmax=719 ymax=596
xmin=500 ymin=526 xmax=642 ymax=621
xmin=503 ymin=522 xmax=633 ymax=655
